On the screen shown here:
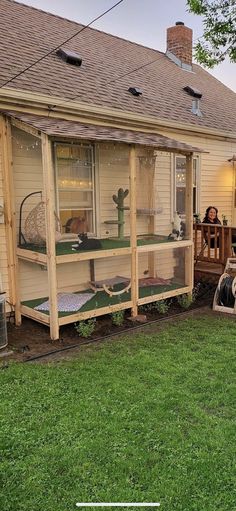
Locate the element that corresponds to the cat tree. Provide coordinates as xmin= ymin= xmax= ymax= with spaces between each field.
xmin=104 ymin=188 xmax=129 ymax=240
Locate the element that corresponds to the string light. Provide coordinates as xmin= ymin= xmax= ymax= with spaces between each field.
xmin=176 ymin=171 xmax=186 ymax=184
xmin=11 ymin=136 xmax=40 ymax=151
xmin=58 ymin=178 xmax=92 ymax=189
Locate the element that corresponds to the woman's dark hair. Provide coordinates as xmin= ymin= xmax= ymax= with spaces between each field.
xmin=202 ymin=206 xmax=219 ymax=223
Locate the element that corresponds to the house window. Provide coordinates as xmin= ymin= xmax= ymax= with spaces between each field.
xmin=174 ymin=155 xmax=199 ymax=215
xmin=55 ymin=142 xmax=96 ymax=234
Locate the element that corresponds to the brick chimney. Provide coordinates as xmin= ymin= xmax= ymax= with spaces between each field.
xmin=166 ymin=21 xmax=193 ymax=70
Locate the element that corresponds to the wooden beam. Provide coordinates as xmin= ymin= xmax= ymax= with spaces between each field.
xmin=10 ymin=117 xmax=41 ymax=139
xmin=16 ymin=247 xmax=47 ymax=265
xmin=56 ymin=246 xmax=132 ymax=264
xmin=59 ymin=300 xmax=133 ymax=326
xmin=41 ymin=133 xmax=59 ymax=340
xmin=185 ymin=154 xmax=193 ymax=239
xmin=0 ymin=115 xmax=20 ymax=323
xmin=138 ymin=285 xmax=191 ymax=306
xmin=185 ymin=245 xmax=193 ymax=289
xmin=21 ymin=304 xmax=50 ymax=325
xmin=129 ymin=144 xmax=138 ymax=316
xmin=185 ymin=154 xmax=194 ymax=294
xmin=137 ymin=239 xmax=192 ymax=253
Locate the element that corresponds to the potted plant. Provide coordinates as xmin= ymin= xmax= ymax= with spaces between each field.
xmin=222 ymin=214 xmax=228 ymax=226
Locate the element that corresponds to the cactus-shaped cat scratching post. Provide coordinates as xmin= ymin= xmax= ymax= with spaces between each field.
xmin=105 ymin=188 xmax=129 ymax=240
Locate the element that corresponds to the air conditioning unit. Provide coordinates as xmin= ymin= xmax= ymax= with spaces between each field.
xmin=0 ymin=294 xmax=7 ymax=349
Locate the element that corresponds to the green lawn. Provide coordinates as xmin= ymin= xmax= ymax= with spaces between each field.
xmin=0 ymin=315 xmax=236 ymax=511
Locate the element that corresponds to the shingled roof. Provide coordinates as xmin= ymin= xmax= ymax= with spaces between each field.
xmin=3 ymin=111 xmax=206 ymax=154
xmin=0 ymin=0 xmax=236 ymax=133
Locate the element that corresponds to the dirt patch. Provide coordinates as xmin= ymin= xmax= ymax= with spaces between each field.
xmin=5 ymin=281 xmax=216 ymax=363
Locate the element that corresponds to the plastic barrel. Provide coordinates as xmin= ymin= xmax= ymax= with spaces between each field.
xmin=0 ymin=294 xmax=8 ymax=349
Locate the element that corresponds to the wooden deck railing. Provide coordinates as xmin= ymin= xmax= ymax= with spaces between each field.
xmin=193 ymin=223 xmax=236 ymax=268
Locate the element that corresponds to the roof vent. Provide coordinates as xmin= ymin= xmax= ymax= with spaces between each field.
xmin=191 ymin=98 xmax=202 ymax=117
xmin=56 ymin=48 xmax=82 ymax=66
xmin=184 ymin=85 xmax=202 ymax=99
xmin=128 ymin=87 xmax=143 ymax=97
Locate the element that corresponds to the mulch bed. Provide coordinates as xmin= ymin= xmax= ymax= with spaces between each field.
xmin=5 ymin=281 xmax=216 ymax=363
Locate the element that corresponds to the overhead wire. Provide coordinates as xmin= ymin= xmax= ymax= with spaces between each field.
xmin=1 ymin=0 xmax=168 ymax=112
xmin=0 ymin=0 xmax=125 ymax=89
xmin=49 ymin=52 xmax=166 ymax=110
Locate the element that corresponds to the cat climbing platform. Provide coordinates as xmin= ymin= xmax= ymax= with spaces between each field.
xmin=89 ymin=275 xmax=131 ymax=296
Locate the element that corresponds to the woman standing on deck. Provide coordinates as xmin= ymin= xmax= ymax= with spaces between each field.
xmin=202 ymin=206 xmax=236 ymax=253
xmin=202 ymin=206 xmax=221 ymax=225
xmin=202 ymin=206 xmax=221 ymax=249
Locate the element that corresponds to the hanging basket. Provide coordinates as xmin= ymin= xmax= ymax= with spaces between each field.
xmin=24 ymin=201 xmax=62 ymax=245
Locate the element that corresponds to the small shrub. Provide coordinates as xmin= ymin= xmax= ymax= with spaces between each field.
xmin=111 ymin=310 xmax=125 ymax=326
xmin=139 ymin=299 xmax=171 ymax=314
xmin=177 ymin=293 xmax=193 ymax=310
xmin=139 ymin=303 xmax=154 ymax=313
xmin=154 ymin=299 xmax=171 ymax=314
xmin=177 ymin=283 xmax=202 ymax=310
xmin=74 ymin=318 xmax=96 ymax=338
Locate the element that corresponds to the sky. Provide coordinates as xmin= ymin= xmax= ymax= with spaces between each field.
xmin=16 ymin=0 xmax=236 ymax=92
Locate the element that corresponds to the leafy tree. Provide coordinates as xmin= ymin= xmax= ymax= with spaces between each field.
xmin=187 ymin=0 xmax=236 ymax=67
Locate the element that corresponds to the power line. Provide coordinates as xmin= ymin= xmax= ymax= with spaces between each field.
xmin=50 ymin=53 xmax=166 ymax=110
xmin=105 ymin=53 xmax=166 ymax=85
xmin=0 ymin=0 xmax=125 ymax=89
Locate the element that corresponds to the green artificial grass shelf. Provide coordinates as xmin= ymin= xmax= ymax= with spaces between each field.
xmin=22 ymin=282 xmax=183 ymax=317
xmin=19 ymin=235 xmax=175 ymax=256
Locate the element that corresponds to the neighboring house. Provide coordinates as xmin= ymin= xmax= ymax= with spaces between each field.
xmin=0 ymin=0 xmax=235 ymax=339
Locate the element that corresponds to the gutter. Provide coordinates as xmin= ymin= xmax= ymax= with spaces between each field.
xmin=0 ymin=87 xmax=236 ymax=142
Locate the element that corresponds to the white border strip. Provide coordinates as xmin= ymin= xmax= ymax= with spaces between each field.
xmin=76 ymin=504 xmax=160 ymax=507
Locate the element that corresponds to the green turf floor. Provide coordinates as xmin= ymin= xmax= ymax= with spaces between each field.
xmin=21 ymin=282 xmax=184 ymax=317
xmin=19 ymin=235 xmax=176 ymax=256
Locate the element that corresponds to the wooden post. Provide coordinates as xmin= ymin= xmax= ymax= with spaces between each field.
xmin=41 ymin=133 xmax=59 ymax=340
xmin=129 ymin=145 xmax=138 ymax=316
xmin=185 ymin=154 xmax=193 ymax=289
xmin=0 ymin=115 xmax=20 ymax=323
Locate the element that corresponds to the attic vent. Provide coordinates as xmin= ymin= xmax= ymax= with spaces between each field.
xmin=56 ymin=48 xmax=82 ymax=66
xmin=191 ymin=98 xmax=202 ymax=117
xmin=128 ymin=87 xmax=143 ymax=97
xmin=183 ymin=85 xmax=202 ymax=99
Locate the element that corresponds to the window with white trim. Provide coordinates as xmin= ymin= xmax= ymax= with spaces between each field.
xmin=54 ymin=142 xmax=96 ymax=235
xmin=174 ymin=155 xmax=199 ymax=215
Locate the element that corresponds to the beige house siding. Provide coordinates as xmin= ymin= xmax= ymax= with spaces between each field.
xmin=157 ymin=129 xmax=236 ymax=223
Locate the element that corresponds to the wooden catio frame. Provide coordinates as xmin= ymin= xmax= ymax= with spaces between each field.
xmin=0 ymin=111 xmax=200 ymax=340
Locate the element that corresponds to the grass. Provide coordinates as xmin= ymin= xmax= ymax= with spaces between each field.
xmin=0 ymin=315 xmax=236 ymax=510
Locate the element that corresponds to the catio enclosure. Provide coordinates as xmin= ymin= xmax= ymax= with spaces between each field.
xmin=1 ymin=112 xmax=202 ymax=340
